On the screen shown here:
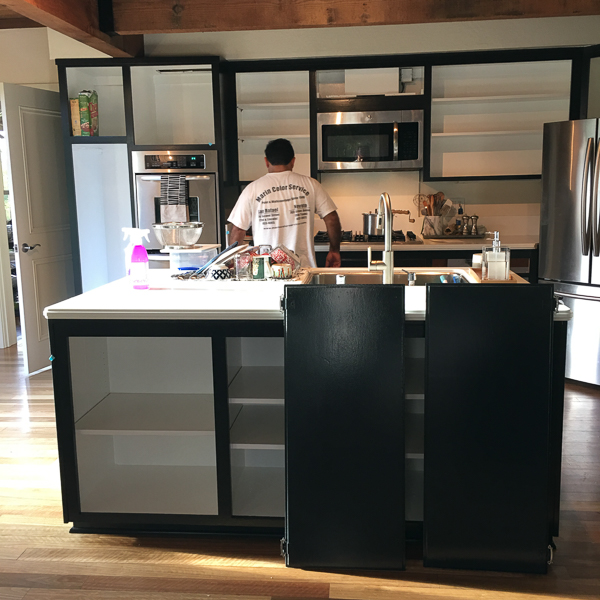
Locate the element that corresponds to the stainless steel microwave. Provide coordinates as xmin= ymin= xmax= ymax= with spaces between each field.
xmin=317 ymin=110 xmax=423 ymax=171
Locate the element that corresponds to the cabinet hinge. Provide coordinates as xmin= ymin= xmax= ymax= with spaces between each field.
xmin=280 ymin=537 xmax=288 ymax=558
xmin=280 ymin=296 xmax=294 ymax=313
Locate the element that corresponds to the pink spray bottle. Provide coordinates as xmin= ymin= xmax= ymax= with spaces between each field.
xmin=122 ymin=228 xmax=150 ymax=290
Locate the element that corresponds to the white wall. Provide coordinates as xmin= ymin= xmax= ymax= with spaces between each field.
xmin=0 ymin=28 xmax=108 ymax=92
xmin=145 ymin=16 xmax=600 ymax=59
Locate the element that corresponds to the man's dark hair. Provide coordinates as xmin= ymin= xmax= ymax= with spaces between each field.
xmin=265 ymin=138 xmax=295 ymax=166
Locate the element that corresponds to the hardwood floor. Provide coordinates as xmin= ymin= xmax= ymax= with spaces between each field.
xmin=1 ymin=343 xmax=599 ymax=599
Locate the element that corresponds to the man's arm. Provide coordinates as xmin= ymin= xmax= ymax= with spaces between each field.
xmin=228 ymin=224 xmax=247 ymax=245
xmin=323 ymin=211 xmax=342 ymax=268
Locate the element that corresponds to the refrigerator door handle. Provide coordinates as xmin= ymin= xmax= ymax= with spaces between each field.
xmin=582 ymin=137 xmax=594 ymax=256
xmin=593 ymin=139 xmax=600 ymax=257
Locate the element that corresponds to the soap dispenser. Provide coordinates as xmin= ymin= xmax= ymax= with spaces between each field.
xmin=482 ymin=231 xmax=510 ymax=281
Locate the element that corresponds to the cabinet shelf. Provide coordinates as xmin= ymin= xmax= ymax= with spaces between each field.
xmin=231 ymin=465 xmax=285 ymax=517
xmin=239 ymin=134 xmax=309 ymax=141
xmin=237 ymin=102 xmax=309 ymax=109
xmin=75 ymin=392 xmax=215 ymax=435
xmin=229 ymin=404 xmax=284 ymax=449
xmin=229 ymin=366 xmax=284 ymax=404
xmin=432 ymin=130 xmax=541 ymax=138
xmin=432 ymin=93 xmax=569 ymax=104
xmin=78 ymin=464 xmax=219 ymax=514
xmin=70 ymin=136 xmax=128 ymax=144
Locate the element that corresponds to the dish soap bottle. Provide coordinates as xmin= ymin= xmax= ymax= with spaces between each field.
xmin=482 ymin=231 xmax=510 ymax=281
xmin=122 ymin=228 xmax=150 ymax=289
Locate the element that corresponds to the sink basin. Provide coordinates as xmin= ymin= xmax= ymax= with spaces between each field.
xmin=304 ymin=269 xmax=474 ymax=285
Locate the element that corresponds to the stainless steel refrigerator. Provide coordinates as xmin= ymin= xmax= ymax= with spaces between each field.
xmin=540 ymin=119 xmax=600 ymax=385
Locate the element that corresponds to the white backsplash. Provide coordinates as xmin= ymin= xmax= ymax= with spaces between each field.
xmin=317 ymin=171 xmax=421 ymax=234
xmin=315 ymin=172 xmax=542 ymax=238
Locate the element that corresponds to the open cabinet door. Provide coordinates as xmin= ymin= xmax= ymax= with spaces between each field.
xmin=283 ymin=284 xmax=405 ymax=570
xmin=1 ymin=83 xmax=75 ymax=374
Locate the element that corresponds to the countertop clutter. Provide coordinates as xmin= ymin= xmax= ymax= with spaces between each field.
xmin=44 ymin=268 xmax=571 ymax=322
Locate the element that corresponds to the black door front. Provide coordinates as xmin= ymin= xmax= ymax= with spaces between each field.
xmin=283 ymin=284 xmax=405 ymax=570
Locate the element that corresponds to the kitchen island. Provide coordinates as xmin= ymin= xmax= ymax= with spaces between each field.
xmin=44 ymin=269 xmax=570 ymax=574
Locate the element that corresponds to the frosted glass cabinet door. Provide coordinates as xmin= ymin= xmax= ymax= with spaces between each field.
xmin=131 ymin=66 xmax=215 ymax=145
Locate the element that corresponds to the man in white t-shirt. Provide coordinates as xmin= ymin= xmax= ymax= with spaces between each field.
xmin=228 ymin=138 xmax=342 ymax=268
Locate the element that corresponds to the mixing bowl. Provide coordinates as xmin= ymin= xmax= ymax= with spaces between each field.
xmin=152 ymin=222 xmax=204 ymax=247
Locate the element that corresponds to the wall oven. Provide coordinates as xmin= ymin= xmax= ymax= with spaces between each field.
xmin=317 ymin=110 xmax=423 ymax=171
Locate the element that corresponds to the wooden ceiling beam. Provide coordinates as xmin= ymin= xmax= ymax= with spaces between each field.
xmin=2 ymin=0 xmax=142 ymax=57
xmin=0 ymin=16 xmax=42 ymax=29
xmin=112 ymin=0 xmax=600 ymax=35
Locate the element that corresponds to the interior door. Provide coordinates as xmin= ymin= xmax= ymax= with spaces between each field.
xmin=540 ymin=119 xmax=597 ymax=284
xmin=1 ymin=83 xmax=75 ymax=374
xmin=284 ymin=285 xmax=405 ymax=570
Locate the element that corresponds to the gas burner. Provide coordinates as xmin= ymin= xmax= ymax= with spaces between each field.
xmin=314 ymin=230 xmax=353 ymax=243
xmin=353 ymin=230 xmax=419 ymax=243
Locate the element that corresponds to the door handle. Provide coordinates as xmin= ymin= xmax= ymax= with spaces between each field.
xmin=21 ymin=243 xmax=41 ymax=253
xmin=582 ymin=138 xmax=593 ymax=256
xmin=593 ymin=139 xmax=600 ymax=257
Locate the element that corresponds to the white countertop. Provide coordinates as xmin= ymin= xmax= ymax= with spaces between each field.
xmin=44 ymin=267 xmax=570 ymax=322
xmin=315 ymin=235 xmax=539 ymax=253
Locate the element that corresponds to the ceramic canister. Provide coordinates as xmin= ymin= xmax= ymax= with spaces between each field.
xmin=271 ymin=263 xmax=292 ymax=279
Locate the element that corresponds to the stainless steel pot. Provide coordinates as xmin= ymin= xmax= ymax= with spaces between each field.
xmin=362 ymin=212 xmax=381 ymax=236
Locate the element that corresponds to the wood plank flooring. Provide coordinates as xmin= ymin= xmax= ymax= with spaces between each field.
xmin=1 ymin=342 xmax=599 ymax=599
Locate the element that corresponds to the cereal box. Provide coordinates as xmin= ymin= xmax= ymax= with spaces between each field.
xmin=69 ymin=98 xmax=81 ymax=136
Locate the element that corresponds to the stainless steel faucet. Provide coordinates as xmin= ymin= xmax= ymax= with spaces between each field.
xmin=368 ymin=192 xmax=394 ymax=284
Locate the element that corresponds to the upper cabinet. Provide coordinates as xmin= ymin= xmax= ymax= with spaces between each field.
xmin=131 ymin=65 xmax=216 ymax=146
xmin=65 ymin=66 xmax=126 ymax=138
xmin=429 ymin=60 xmax=571 ymax=179
xmin=236 ymin=71 xmax=309 ymax=181
xmin=316 ymin=67 xmax=425 ymax=98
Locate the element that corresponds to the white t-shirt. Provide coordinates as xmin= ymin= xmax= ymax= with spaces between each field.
xmin=228 ymin=170 xmax=337 ymax=267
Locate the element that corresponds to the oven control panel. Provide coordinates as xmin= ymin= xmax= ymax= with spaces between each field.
xmin=144 ymin=154 xmax=205 ymax=169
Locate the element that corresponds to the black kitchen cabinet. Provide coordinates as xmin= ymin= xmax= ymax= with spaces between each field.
xmin=283 ymin=285 xmax=406 ymax=570
xmin=424 ymin=284 xmax=555 ymax=573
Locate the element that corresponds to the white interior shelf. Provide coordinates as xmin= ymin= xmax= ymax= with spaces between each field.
xmin=431 ymin=93 xmax=569 ymax=103
xmin=432 ymin=130 xmax=541 ymax=137
xmin=239 ymin=134 xmax=310 ymax=140
xmin=229 ymin=366 xmax=284 ymax=404
xmin=229 ymin=404 xmax=284 ymax=449
xmin=231 ymin=465 xmax=285 ymax=517
xmin=430 ymin=60 xmax=571 ymax=177
xmin=78 ymin=464 xmax=219 ymax=514
xmin=238 ymin=102 xmax=309 ymax=109
xmin=75 ymin=392 xmax=216 ymax=435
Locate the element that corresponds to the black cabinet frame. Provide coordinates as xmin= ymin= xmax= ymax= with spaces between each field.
xmin=48 ymin=317 xmax=285 ymax=535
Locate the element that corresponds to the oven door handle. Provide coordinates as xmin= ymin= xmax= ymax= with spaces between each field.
xmin=139 ymin=175 xmax=211 ymax=181
xmin=393 ymin=122 xmax=399 ymax=161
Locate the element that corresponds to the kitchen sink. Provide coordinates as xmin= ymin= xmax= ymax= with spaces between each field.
xmin=303 ymin=269 xmax=475 ymax=285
